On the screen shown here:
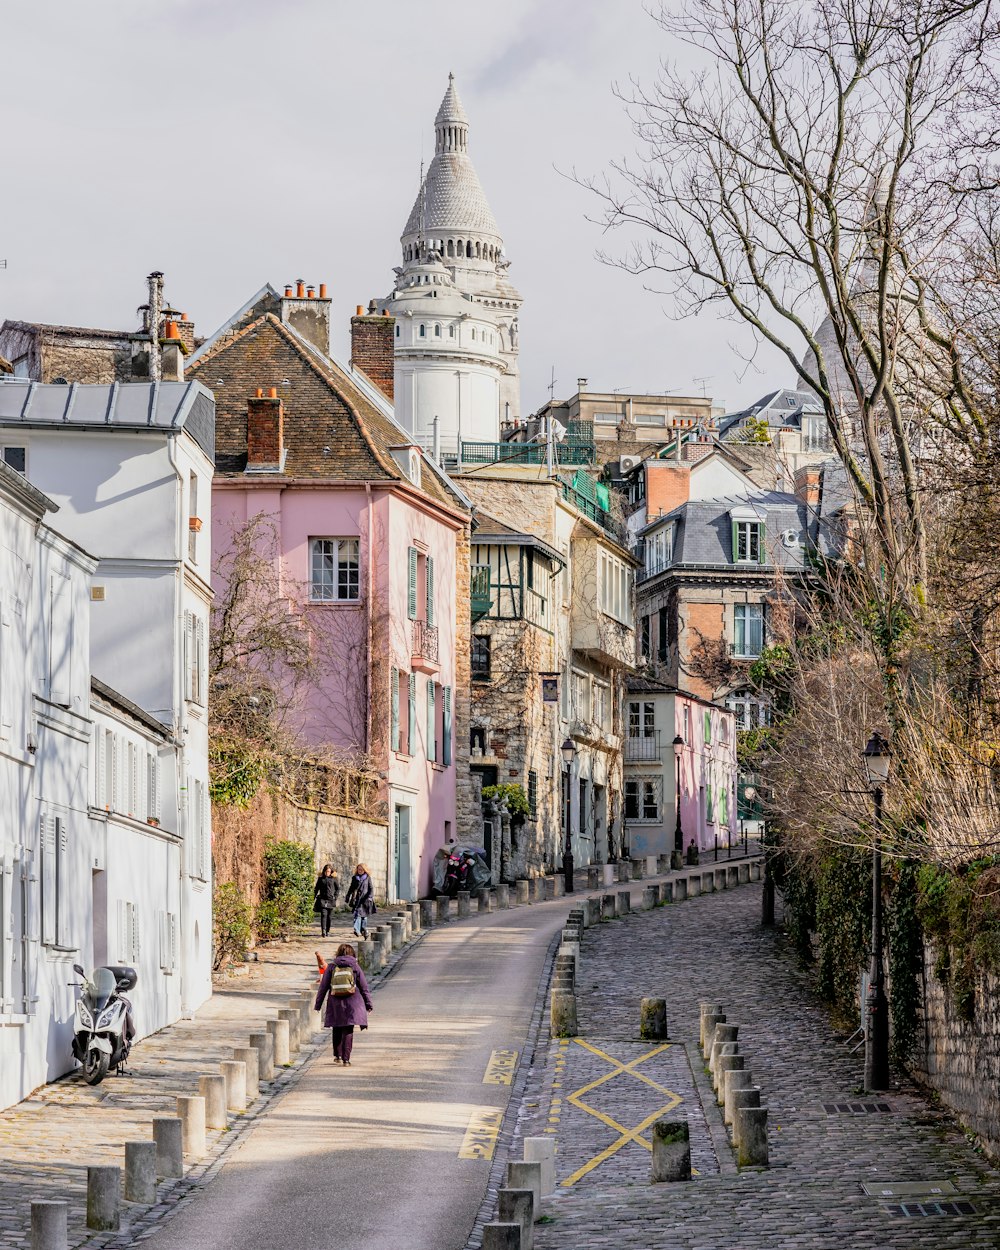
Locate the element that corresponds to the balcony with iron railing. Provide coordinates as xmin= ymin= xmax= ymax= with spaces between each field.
xmin=471 ymin=565 xmax=492 ymax=621
xmin=560 ymin=480 xmax=628 ymax=546
xmin=411 ymin=618 xmax=440 ymax=673
xmin=460 ymin=441 xmax=595 ymax=467
xmin=625 ymin=733 xmax=662 ymax=762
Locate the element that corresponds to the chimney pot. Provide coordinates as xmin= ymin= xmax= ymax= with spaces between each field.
xmin=382 ymin=309 xmax=389 ymax=317
xmin=256 ymin=387 xmax=263 ymax=398
xmin=296 ymin=280 xmax=305 ymax=298
xmin=268 ymin=386 xmax=278 ymax=399
xmin=319 ymin=283 xmax=328 ymax=299
xmin=285 ymin=285 xmax=293 ymax=297
xmin=307 ymin=286 xmax=315 ymax=298
xmin=356 ymin=305 xmax=365 ymax=317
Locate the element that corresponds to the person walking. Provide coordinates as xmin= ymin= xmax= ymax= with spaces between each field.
xmin=313 ymin=864 xmax=340 ymax=938
xmin=345 ymin=863 xmax=376 ymax=938
xmin=314 ymin=942 xmax=373 ymax=1065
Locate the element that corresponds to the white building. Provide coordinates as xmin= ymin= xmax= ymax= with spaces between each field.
xmin=384 ymin=75 xmax=523 ymax=458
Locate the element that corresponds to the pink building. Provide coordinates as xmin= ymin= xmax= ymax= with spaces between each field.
xmin=189 ymin=286 xmax=470 ymax=900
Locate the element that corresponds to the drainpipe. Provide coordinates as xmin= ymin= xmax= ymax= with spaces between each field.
xmin=365 ymin=483 xmax=374 ymax=754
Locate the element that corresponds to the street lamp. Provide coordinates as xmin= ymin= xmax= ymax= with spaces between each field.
xmin=743 ymin=786 xmax=757 ymax=857
xmin=862 ymin=730 xmax=891 ymax=1091
xmin=561 ymin=737 xmax=576 ymax=894
xmin=672 ymin=734 xmax=684 ymax=871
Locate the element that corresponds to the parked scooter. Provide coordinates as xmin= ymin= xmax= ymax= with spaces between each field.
xmin=69 ymin=963 xmax=138 ymax=1085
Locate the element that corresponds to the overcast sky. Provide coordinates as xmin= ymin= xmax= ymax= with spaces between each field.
xmin=0 ymin=0 xmax=788 ymax=413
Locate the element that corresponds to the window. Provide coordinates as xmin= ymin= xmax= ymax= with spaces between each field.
xmin=407 ymin=673 xmax=416 ymax=755
xmin=625 ymin=778 xmax=661 ymax=823
xmin=704 ymin=710 xmax=712 ymax=744
xmin=48 ymin=573 xmax=73 ymax=706
xmin=706 ymin=783 xmax=715 ymax=823
xmin=726 ymin=692 xmax=771 ymax=731
xmin=310 ymin=538 xmax=360 ymax=602
xmin=594 ymin=681 xmax=610 ymax=731
xmin=147 ymin=751 xmax=160 ymax=820
xmin=12 ymin=355 xmax=29 ymax=378
xmin=40 ymin=813 xmax=71 ymax=948
xmin=188 ymin=776 xmax=210 ymax=880
xmin=528 ymin=770 xmax=537 ymax=817
xmin=683 ymin=705 xmax=691 ymax=744
xmin=390 ymin=666 xmax=400 ymax=751
xmin=572 ymin=671 xmax=590 ymax=722
xmin=733 ymin=603 xmax=766 ymax=658
xmin=645 ymin=527 xmax=672 ymax=577
xmin=657 ymin=607 xmax=668 ymax=662
xmin=598 ymin=551 xmax=633 ymax=626
xmin=183 ymin=611 xmax=206 ymax=704
xmin=441 ymin=685 xmax=452 ymax=766
xmin=449 ymin=325 xmax=456 ymax=338
xmin=159 ymin=911 xmax=178 ymax=974
xmin=1 ymin=446 xmax=26 ymax=474
xmin=407 ymin=547 xmax=434 ymax=624
xmin=718 ymin=787 xmax=729 ymax=825
xmin=118 ymin=900 xmax=140 ymax=963
xmin=579 ymin=779 xmax=589 ymax=833
xmin=733 ymin=519 xmax=764 ymax=563
xmin=419 ymin=324 xmax=426 ymax=337
xmin=636 ymin=411 xmax=667 ymax=426
xmin=0 ymin=848 xmax=30 ymax=1013
xmin=395 ymin=324 xmax=400 ymax=338
xmin=434 ymin=324 xmax=441 ymax=337
xmin=594 ymin=411 xmax=620 ymax=425
xmin=471 ymin=726 xmax=487 ymax=754
xmin=640 ymin=615 xmax=651 ymax=660
xmin=471 ymin=635 xmax=491 ymax=681
xmin=628 ymin=701 xmax=655 ymax=738
xmin=427 ymin=680 xmax=437 ymax=762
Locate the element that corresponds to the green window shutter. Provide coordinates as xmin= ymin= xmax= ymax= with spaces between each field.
xmin=408 ymin=547 xmax=418 ymax=620
xmin=719 ymin=788 xmax=727 ymax=825
xmin=426 ymin=557 xmax=435 ymax=626
xmin=758 ymin=523 xmax=767 ymax=564
xmin=443 ymin=686 xmax=452 ymax=765
xmin=427 ymin=680 xmax=436 ymax=762
xmin=390 ymin=667 xmax=399 ymax=752
xmin=731 ymin=520 xmax=739 ymax=563
xmin=704 ymin=710 xmax=711 ymax=743
xmin=706 ymin=783 xmax=713 ymax=822
xmin=408 ymin=673 xmax=416 ymax=754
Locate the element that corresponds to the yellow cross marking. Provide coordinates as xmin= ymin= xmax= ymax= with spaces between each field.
xmin=559 ymin=1040 xmax=683 ymax=1188
xmin=483 ymin=1049 xmax=519 ymax=1086
xmin=458 ymin=1108 xmax=503 ymax=1160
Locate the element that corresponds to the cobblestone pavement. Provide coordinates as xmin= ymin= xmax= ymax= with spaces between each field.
xmin=514 ymin=887 xmax=1000 ymax=1249
xmin=0 ymin=911 xmax=378 ymax=1250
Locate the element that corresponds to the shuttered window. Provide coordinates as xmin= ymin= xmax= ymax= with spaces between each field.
xmin=390 ymin=666 xmax=400 ymax=752
xmin=118 ymin=900 xmax=139 ymax=963
xmin=427 ymin=680 xmax=437 ymax=763
xmin=407 ymin=547 xmax=418 ymax=620
xmin=426 ymin=557 xmax=435 ymax=627
xmin=159 ymin=911 xmax=178 ymax=973
xmin=408 ymin=674 xmax=416 ymax=756
xmin=442 ymin=686 xmax=452 ymax=766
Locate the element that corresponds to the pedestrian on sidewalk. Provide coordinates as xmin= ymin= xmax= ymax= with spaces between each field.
xmin=346 ymin=863 xmax=376 ymax=938
xmin=314 ymin=943 xmax=373 ymax=1065
xmin=314 ymin=864 xmax=340 ymax=938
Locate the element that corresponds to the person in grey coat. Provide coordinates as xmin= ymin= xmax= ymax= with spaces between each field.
xmin=314 ymin=943 xmax=373 ymax=1065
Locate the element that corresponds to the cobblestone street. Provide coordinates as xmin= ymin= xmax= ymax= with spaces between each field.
xmin=514 ymin=885 xmax=1000 ymax=1249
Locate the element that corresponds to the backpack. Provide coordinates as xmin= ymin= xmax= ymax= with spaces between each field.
xmin=331 ymin=964 xmax=357 ymax=997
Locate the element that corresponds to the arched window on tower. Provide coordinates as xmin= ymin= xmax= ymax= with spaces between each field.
xmin=395 ymin=324 xmax=400 ymax=338
xmin=449 ymin=325 xmax=455 ymax=338
xmin=447 ymin=240 xmax=454 ymax=258
xmin=475 ymin=241 xmax=482 ymax=258
xmin=419 ymin=324 xmax=426 ymax=338
xmin=435 ymin=324 xmax=441 ymax=337
xmin=466 ymin=241 xmax=473 ymax=258
xmin=471 ymin=328 xmax=477 ymax=341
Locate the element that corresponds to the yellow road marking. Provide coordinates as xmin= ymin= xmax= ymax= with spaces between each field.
xmin=483 ymin=1048 xmax=519 ymax=1086
xmin=458 ymin=1107 xmax=504 ymax=1160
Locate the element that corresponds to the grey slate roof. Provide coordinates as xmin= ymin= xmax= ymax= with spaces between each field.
xmin=719 ymin=388 xmax=822 ymax=438
xmin=0 ymin=378 xmax=215 ymax=461
xmin=645 ymin=492 xmax=815 ymax=569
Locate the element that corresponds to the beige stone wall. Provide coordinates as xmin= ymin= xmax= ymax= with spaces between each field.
xmin=279 ymin=797 xmax=390 ymax=901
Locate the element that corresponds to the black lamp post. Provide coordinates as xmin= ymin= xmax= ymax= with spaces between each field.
xmin=862 ymin=731 xmax=891 ymax=1091
xmin=561 ymin=737 xmax=576 ymax=893
xmin=671 ymin=734 xmax=684 ymax=871
xmin=743 ymin=786 xmax=757 ymax=857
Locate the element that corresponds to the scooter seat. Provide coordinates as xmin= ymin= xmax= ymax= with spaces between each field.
xmin=100 ymin=964 xmax=138 ymax=991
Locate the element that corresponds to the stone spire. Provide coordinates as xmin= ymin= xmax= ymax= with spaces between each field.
xmin=434 ymin=72 xmax=469 ymax=154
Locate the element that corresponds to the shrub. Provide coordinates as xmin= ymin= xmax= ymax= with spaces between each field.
xmin=260 ymin=839 xmax=315 ymax=938
xmin=212 ymin=882 xmax=252 ymax=970
xmin=481 ymin=783 xmax=530 ymax=822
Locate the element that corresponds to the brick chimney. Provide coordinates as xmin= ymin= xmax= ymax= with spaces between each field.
xmin=350 ymin=302 xmax=395 ymax=402
xmin=279 ymin=280 xmax=332 ymax=355
xmin=794 ymin=464 xmax=821 ymax=511
xmin=247 ymin=388 xmax=284 ymax=468
xmin=645 ymin=461 xmax=690 ymax=517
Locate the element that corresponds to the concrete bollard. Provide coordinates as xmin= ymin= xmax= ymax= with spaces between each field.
xmin=553 ymin=875 xmax=565 ymax=898
xmin=601 ymin=863 xmax=616 ymax=887
xmin=409 ymin=902 xmax=422 ymax=932
xmin=711 ymin=1022 xmax=739 ymax=1063
xmin=630 ymin=858 xmax=644 ymax=880
xmin=507 ymin=1160 xmax=542 ymax=1210
xmin=644 ymin=855 xmax=658 ymax=877
xmin=699 ymin=1002 xmax=723 ymax=1048
xmin=617 ymin=861 xmax=631 ymax=884
xmin=736 ymin=1106 xmax=769 ymax=1167
xmin=436 ymin=897 xmax=451 ymax=923
xmin=176 ymin=1095 xmax=206 ymax=1157
xmin=727 ymin=865 xmax=740 ymax=889
xmin=714 ymin=868 xmax=727 ymax=892
xmin=587 ymin=866 xmax=600 ymax=890
xmin=581 ymin=897 xmax=598 ymax=927
xmin=674 ymin=877 xmax=688 ymax=903
xmin=543 ymin=877 xmax=555 ymax=901
xmin=86 ymin=1165 xmax=120 ymax=1231
xmin=124 ymin=1140 xmax=157 ymax=1205
xmin=710 ymin=1032 xmax=739 ymax=1079
xmin=651 ymin=1119 xmax=691 ymax=1182
xmin=499 ymin=1189 xmax=534 ymax=1250
xmin=199 ymin=1074 xmax=228 ymax=1129
xmin=730 ymin=1087 xmax=761 ymax=1148
xmin=523 ymin=1137 xmax=556 ymax=1196
xmin=640 ymin=997 xmax=668 ymax=1040
xmin=559 ymin=942 xmax=581 ymax=967
xmin=516 ymin=879 xmax=530 ymax=906
xmin=249 ymin=1031 xmax=275 ymax=1081
xmin=30 ymin=1199 xmax=68 ymax=1250
xmin=220 ymin=1059 xmax=247 ymax=1112
xmin=296 ymin=993 xmax=312 ymax=1037
xmin=152 ymin=1117 xmax=183 ymax=1179
xmin=356 ymin=938 xmax=377 ymax=973
xmin=488 ymin=889 xmax=498 ymax=911
xmin=278 ymin=1007 xmax=300 ymax=1053
xmin=497 ymin=883 xmax=510 ymax=908
xmin=390 ymin=916 xmax=407 ymax=946
xmin=267 ymin=1017 xmax=291 ymax=1067
xmin=657 ymin=854 xmax=671 ymax=873
xmin=750 ymin=860 xmax=762 ymax=881
xmin=601 ymin=892 xmax=616 ymax=919
xmin=738 ymin=863 xmax=750 ymax=885
xmin=376 ymin=928 xmax=393 ymax=963
xmin=457 ymin=891 xmax=472 ymax=919
xmin=724 ymin=1069 xmax=755 ymax=1126
xmin=659 ymin=881 xmax=674 ymax=904
xmin=616 ymin=890 xmax=631 ymax=916
xmin=702 ymin=871 xmax=715 ymax=893
xmin=420 ymin=898 xmax=435 ymax=928
xmin=399 ymin=909 xmax=413 ymax=940
xmin=550 ymin=992 xmax=578 ymax=1037
xmin=233 ymin=1046 xmax=259 ymax=1099
xmin=701 ymin=1014 xmax=725 ymax=1061
xmin=641 ymin=885 xmax=658 ymax=911
xmin=482 ymin=1225 xmax=521 ymax=1250
xmin=479 ymin=891 xmax=490 ymax=913
xmin=715 ymin=1051 xmax=744 ymax=1103
xmin=687 ymin=873 xmax=701 ymax=897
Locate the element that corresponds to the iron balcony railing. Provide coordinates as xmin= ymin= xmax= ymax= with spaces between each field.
xmin=625 ymin=734 xmax=661 ymax=762
xmin=460 ymin=441 xmax=595 ymax=467
xmin=559 ymin=481 xmax=628 ymax=545
xmin=411 ymin=619 xmax=439 ymax=665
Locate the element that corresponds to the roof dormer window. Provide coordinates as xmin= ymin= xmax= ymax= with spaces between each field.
xmin=730 ymin=510 xmax=766 ymax=564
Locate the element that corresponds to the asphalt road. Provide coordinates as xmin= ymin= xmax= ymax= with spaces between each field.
xmin=143 ymin=900 xmax=569 ymax=1250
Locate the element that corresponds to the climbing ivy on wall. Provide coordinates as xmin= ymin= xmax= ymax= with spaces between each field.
xmin=887 ymin=859 xmax=922 ymax=1064
xmin=814 ymin=849 xmax=870 ymax=1014
xmin=915 ymin=858 xmax=1000 ymax=1023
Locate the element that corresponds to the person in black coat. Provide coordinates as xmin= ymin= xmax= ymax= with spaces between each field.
xmin=314 ymin=864 xmax=340 ymax=938
xmin=345 ymin=863 xmax=376 ymax=938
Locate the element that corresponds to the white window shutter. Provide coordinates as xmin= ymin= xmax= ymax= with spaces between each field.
xmin=390 ymin=667 xmax=399 ymax=752
xmin=55 ymin=819 xmax=69 ymax=948
xmin=183 ymin=612 xmax=192 ymax=701
xmin=201 ymin=782 xmax=211 ymax=880
xmin=0 ymin=603 xmax=12 ymax=740
xmin=443 ymin=686 xmax=452 ymax=766
xmin=407 ymin=548 xmax=418 ymax=620
xmin=96 ymin=730 xmax=106 ymax=809
xmin=0 ymin=856 xmax=13 ymax=1011
xmin=196 ymin=617 xmax=206 ymax=704
xmin=147 ymin=753 xmax=159 ymax=820
xmin=40 ymin=815 xmax=56 ymax=946
xmin=169 ymin=912 xmax=178 ymax=971
xmin=117 ymin=899 xmax=128 ymax=963
xmin=111 ymin=735 xmax=119 ymax=812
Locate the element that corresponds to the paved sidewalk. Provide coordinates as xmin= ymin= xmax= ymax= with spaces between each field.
xmin=0 ymin=912 xmax=376 ymax=1250
xmin=513 ymin=887 xmax=1000 ymax=1249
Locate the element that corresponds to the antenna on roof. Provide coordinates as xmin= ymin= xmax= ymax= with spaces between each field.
xmin=547 ymin=366 xmax=557 ymax=402
xmin=0 ymin=259 xmax=7 ymax=269
xmin=693 ymin=375 xmax=712 ymax=398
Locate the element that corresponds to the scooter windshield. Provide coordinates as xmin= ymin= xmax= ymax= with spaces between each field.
xmin=83 ymin=968 xmax=117 ymax=1013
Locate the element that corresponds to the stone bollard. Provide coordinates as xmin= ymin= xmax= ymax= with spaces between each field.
xmin=651 ymin=1119 xmax=691 ymax=1182
xmin=376 ymin=928 xmax=393 ymax=964
xmin=715 ymin=1050 xmax=744 ymax=1103
xmin=199 ymin=1074 xmax=228 ymax=1129
xmin=702 ymin=871 xmax=715 ymax=893
xmin=550 ymin=991 xmax=578 ymax=1037
xmin=507 ymin=1160 xmax=542 ymax=1210
xmin=457 ymin=891 xmax=472 ymax=919
xmin=699 ymin=1002 xmax=723 ymax=1048
xmin=516 ymin=879 xmax=530 ymax=906
xmin=523 ymin=1137 xmax=556 ymax=1196
xmin=750 ymin=861 xmax=762 ymax=882
xmin=124 ymin=1140 xmax=157 ymax=1205
xmin=553 ymin=875 xmax=565 ymax=898
xmin=710 ymin=1034 xmax=739 ymax=1080
xmin=390 ymin=916 xmax=407 ymax=946
xmin=559 ymin=942 xmax=581 ymax=968
xmin=436 ymin=897 xmax=451 ymax=924
xmin=296 ymin=993 xmax=313 ymax=1037
xmin=714 ymin=868 xmax=727 ymax=892
xmin=400 ymin=909 xmax=413 ymax=940
xmin=233 ymin=1046 xmax=260 ymax=1099
xmin=420 ymin=898 xmax=435 ymax=928
xmin=687 ymin=873 xmax=701 ymax=897
xmin=176 ymin=1095 xmax=206 ymax=1157
xmin=711 ymin=1041 xmax=739 ymax=1092
xmin=152 ymin=1117 xmax=183 ymax=1179
xmin=543 ymin=877 xmax=555 ymax=901
xmin=630 ymin=858 xmax=644 ymax=880
xmin=644 ymin=855 xmax=658 ymax=877
xmin=86 ymin=1165 xmax=120 ymax=1231
xmin=724 ymin=1069 xmax=755 ymax=1126
xmin=497 ymin=883 xmax=511 ymax=909
xmin=601 ymin=863 xmax=616 ymax=887
xmin=601 ymin=892 xmax=616 ymax=920
xmin=674 ymin=877 xmax=688 ymax=903
xmin=409 ymin=902 xmax=422 ymax=932
xmin=356 ymin=938 xmax=376 ymax=973
xmin=488 ymin=889 xmax=498 ymax=911
xmin=479 ymin=891 xmax=490 ymax=913
xmin=30 ymin=1199 xmax=68 ymax=1250
xmin=701 ymin=1014 xmax=725 ymax=1061
xmin=727 ymin=865 xmax=740 ymax=889
xmin=617 ymin=861 xmax=631 ymax=884
xmin=499 ymin=1189 xmax=534 ymax=1250
xmin=249 ymin=1031 xmax=275 ymax=1082
xmin=220 ymin=1059 xmax=247 ymax=1112
xmin=581 ymin=897 xmax=598 ymax=927
xmin=659 ymin=881 xmax=674 ymax=904
xmin=267 ymin=1017 xmax=291 ymax=1067
xmin=640 ymin=997 xmax=668 ymax=1040
xmin=730 ymin=1087 xmax=761 ymax=1148
xmin=616 ymin=890 xmax=631 ymax=916
xmin=278 ymin=1007 xmax=300 ymax=1053
xmin=587 ymin=866 xmax=600 ymax=890
xmin=657 ymin=854 xmax=671 ymax=873
xmin=710 ymin=1023 xmax=739 ymax=1069
xmin=736 ymin=1106 xmax=769 ymax=1167
xmin=641 ymin=885 xmax=658 ymax=911
xmin=482 ymin=1224 xmax=521 ymax=1250
xmin=738 ymin=863 xmax=750 ymax=885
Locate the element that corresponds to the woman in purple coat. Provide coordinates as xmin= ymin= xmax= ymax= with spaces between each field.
xmin=314 ymin=943 xmax=373 ymax=1065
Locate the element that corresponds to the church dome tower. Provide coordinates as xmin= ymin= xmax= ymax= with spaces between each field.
xmin=387 ymin=75 xmax=522 ymax=459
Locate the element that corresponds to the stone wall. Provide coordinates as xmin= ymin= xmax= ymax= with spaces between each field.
xmin=454 ymin=520 xmax=480 ymax=842
xmin=278 ymin=795 xmax=390 ymax=901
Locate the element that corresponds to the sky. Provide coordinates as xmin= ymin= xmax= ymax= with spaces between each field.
xmin=0 ymin=0 xmax=789 ymax=414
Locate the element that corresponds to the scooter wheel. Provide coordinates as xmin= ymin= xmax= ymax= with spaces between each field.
xmin=82 ymin=1049 xmax=110 ymax=1085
